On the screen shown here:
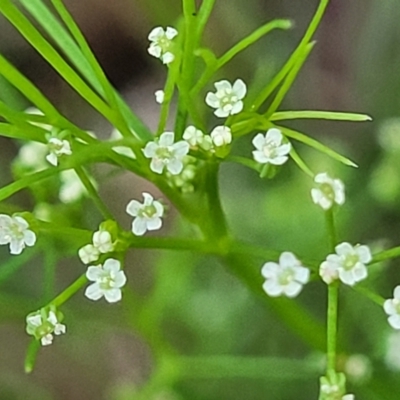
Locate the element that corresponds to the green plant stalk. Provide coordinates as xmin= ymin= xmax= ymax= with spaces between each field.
xmin=325 ymin=209 xmax=339 ymax=373
xmin=271 ymin=110 xmax=372 ymax=122
xmin=50 ymin=274 xmax=87 ymax=308
xmin=74 ymin=165 xmax=114 ymax=220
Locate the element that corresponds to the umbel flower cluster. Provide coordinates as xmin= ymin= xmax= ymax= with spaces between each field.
xmin=0 ymin=2 xmax=397 ymax=398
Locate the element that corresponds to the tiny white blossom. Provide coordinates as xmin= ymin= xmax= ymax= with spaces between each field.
xmin=143 ymin=131 xmax=189 ymax=175
xmin=319 ymin=242 xmax=371 ymax=286
xmin=93 ymin=230 xmax=114 ymax=253
xmin=155 ymin=89 xmax=165 ymax=104
xmin=26 ymin=309 xmax=66 ymax=346
xmin=342 ymin=395 xmax=355 ymax=400
xmin=85 ymin=258 xmax=127 ymax=303
xmin=205 ymin=79 xmax=247 ymax=118
xmin=384 ymin=286 xmax=400 ymax=329
xmin=252 ymin=128 xmax=291 ymax=165
xmin=210 ymin=126 xmax=232 ymax=147
xmin=79 ymin=244 xmax=100 ymax=264
xmin=261 ymin=252 xmax=310 ymax=298
xmin=148 ymin=26 xmax=178 ymax=64
xmin=126 ymin=192 xmax=164 ymax=236
xmin=46 ymin=137 xmax=72 ymax=166
xmin=0 ymin=214 xmax=36 ymax=255
xmin=311 ymin=172 xmax=345 ymax=210
xmin=183 ymin=126 xmax=204 ymax=147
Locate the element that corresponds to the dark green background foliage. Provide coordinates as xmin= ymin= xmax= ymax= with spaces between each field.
xmin=0 ymin=0 xmax=400 ymax=399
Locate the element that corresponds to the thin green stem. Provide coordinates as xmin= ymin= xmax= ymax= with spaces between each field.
xmin=50 ymin=274 xmax=87 ymax=307
xmin=74 ymin=165 xmax=114 ymax=220
xmin=370 ymin=245 xmax=400 ymax=265
xmin=325 ymin=208 xmax=338 ymax=374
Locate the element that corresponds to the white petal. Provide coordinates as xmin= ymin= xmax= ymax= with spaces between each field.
xmin=113 ymin=270 xmax=127 ymax=288
xmin=159 ymin=131 xmax=175 ymax=146
xmin=132 ymin=218 xmax=147 ymax=236
xmin=356 ymin=245 xmax=372 ymax=263
xmin=284 ymin=281 xmax=302 ymax=298
xmin=233 ymin=79 xmax=247 ymax=98
xmin=384 ymin=299 xmax=396 ymax=315
xmin=230 ymin=101 xmax=243 ymax=115
xmin=162 ymin=52 xmax=174 ymax=64
xmin=46 ymin=152 xmax=58 ymax=166
xmin=279 ymin=252 xmax=298 ymax=267
xmin=214 ymin=80 xmax=231 ymax=91
xmin=9 ymin=239 xmax=23 ymax=255
xmin=335 ymin=242 xmax=353 ymax=256
xmin=252 ymin=133 xmax=266 ymax=150
xmin=205 ymin=93 xmax=219 ymax=108
xmin=253 ymin=150 xmax=268 ymax=164
xmin=41 ymin=334 xmax=54 ymax=346
xmin=275 ymin=143 xmax=291 ymax=156
xmin=172 ymin=141 xmax=190 ymax=157
xmin=394 ymin=286 xmax=400 ymax=300
xmin=388 ymin=315 xmax=400 ymax=330
xmin=315 ymin=172 xmax=329 ymax=184
xmin=352 ymin=264 xmax=368 ymax=282
xmin=261 ymin=262 xmax=279 ymax=278
xmin=214 ymin=108 xmax=229 ymax=118
xmin=150 ymin=158 xmax=165 ymax=174
xmin=338 ymin=269 xmax=356 ymax=286
xmin=104 ymin=288 xmax=122 ymax=303
xmin=23 ymin=230 xmax=36 ymax=246
xmin=86 ymin=266 xmax=102 ymax=281
xmin=262 ymin=280 xmax=282 ymax=297
xmin=143 ymin=141 xmax=158 ymax=158
xmin=167 ymin=159 xmax=183 ymax=175
xmin=294 ymin=267 xmax=310 ymax=284
xmin=269 ymin=155 xmax=289 ymax=165
xmin=142 ymin=192 xmax=154 ymax=205
xmin=165 ymin=27 xmax=178 ymax=39
xmin=148 ymin=27 xmax=164 ymax=40
xmin=85 ymin=283 xmax=104 ymax=301
xmin=146 ymin=217 xmax=162 ymax=231
xmin=266 ymin=128 xmax=283 ymax=144
xmin=103 ymin=258 xmax=121 ymax=274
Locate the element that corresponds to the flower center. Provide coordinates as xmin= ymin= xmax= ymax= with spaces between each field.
xmin=99 ymin=274 xmax=115 ymax=290
xmin=157 ymin=35 xmax=171 ymax=52
xmin=278 ymin=268 xmax=295 ymax=285
xmin=139 ymin=204 xmax=158 ymax=219
xmin=262 ymin=142 xmax=277 ymax=158
xmin=320 ymin=183 xmax=335 ymax=200
xmin=155 ymin=146 xmax=172 ymax=161
xmin=9 ymin=221 xmax=24 ymax=240
xmin=343 ymin=253 xmax=359 ymax=270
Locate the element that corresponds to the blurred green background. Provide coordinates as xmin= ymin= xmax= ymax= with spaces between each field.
xmin=1 ymin=0 xmax=400 ymax=399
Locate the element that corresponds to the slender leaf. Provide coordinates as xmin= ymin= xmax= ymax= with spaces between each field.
xmin=271 ymin=110 xmax=373 ymax=122
xmin=217 ymin=19 xmax=293 ymax=70
xmin=278 ymin=125 xmax=358 ymax=168
xmin=290 ymin=146 xmax=314 ymax=178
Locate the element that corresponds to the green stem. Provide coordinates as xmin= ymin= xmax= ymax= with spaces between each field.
xmin=74 ymin=165 xmax=114 ymax=220
xmin=370 ymin=245 xmax=400 ymax=265
xmin=325 ymin=208 xmax=338 ymax=373
xmin=50 ymin=274 xmax=87 ymax=307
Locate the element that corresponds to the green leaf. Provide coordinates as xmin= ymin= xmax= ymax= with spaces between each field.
xmin=271 ymin=110 xmax=373 ymax=122
xmin=251 ymin=0 xmax=329 ymax=111
xmin=290 ymin=146 xmax=314 ymax=178
xmin=175 ymin=355 xmax=321 ymax=380
xmin=217 ymin=19 xmax=293 ymax=70
xmin=278 ymin=125 xmax=358 ymax=168
xmin=264 ymin=42 xmax=315 ymax=118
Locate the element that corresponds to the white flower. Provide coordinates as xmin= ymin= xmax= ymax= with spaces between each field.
xmin=93 ymin=230 xmax=114 ymax=253
xmin=46 ymin=137 xmax=72 ymax=166
xmin=148 ymin=26 xmax=178 ymax=64
xmin=0 ymin=215 xmax=36 ymax=255
xmin=311 ymin=172 xmax=345 ymax=210
xmin=205 ymin=79 xmax=247 ymax=118
xmin=210 ymin=126 xmax=232 ymax=147
xmin=183 ymin=126 xmax=204 ymax=147
xmin=26 ymin=309 xmax=66 ymax=346
xmin=59 ymin=170 xmax=89 ymax=203
xmin=319 ymin=242 xmax=371 ymax=286
xmin=155 ymin=90 xmax=165 ymax=104
xmin=252 ymin=128 xmax=291 ymax=165
xmin=384 ymin=286 xmax=400 ymax=329
xmin=85 ymin=258 xmax=127 ymax=303
xmin=79 ymin=244 xmax=100 ymax=264
xmin=126 ymin=192 xmax=164 ymax=236
xmin=143 ymin=131 xmax=189 ymax=175
xmin=342 ymin=395 xmax=355 ymax=400
xmin=261 ymin=252 xmax=310 ymax=298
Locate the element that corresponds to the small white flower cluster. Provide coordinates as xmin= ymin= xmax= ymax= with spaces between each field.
xmin=183 ymin=125 xmax=232 ymax=151
xmin=319 ymin=242 xmax=372 ymax=286
xmin=148 ymin=26 xmax=178 ymax=64
xmin=0 ymin=214 xmax=36 ymax=255
xmin=46 ymin=133 xmax=72 ymax=166
xmin=79 ymin=226 xmax=115 ymax=264
xmin=319 ymin=372 xmax=354 ymax=400
xmin=261 ymin=252 xmax=310 ymax=298
xmin=126 ymin=192 xmax=164 ymax=236
xmin=26 ymin=308 xmax=66 ymax=346
xmin=85 ymin=258 xmax=127 ymax=303
xmin=205 ymin=79 xmax=246 ymax=118
xmin=311 ymin=172 xmax=345 ymax=210
xmin=252 ymin=128 xmax=291 ymax=166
